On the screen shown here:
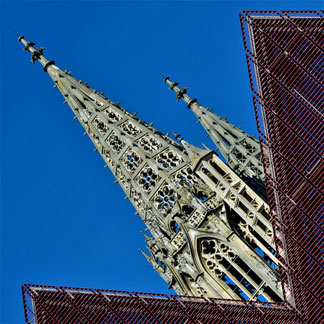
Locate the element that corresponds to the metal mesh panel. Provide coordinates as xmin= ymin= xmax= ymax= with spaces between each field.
xmin=22 ymin=284 xmax=299 ymax=323
xmin=240 ymin=10 xmax=324 ymax=324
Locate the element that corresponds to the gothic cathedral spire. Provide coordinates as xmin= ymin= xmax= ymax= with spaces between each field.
xmin=164 ymin=76 xmax=267 ymax=201
xmin=19 ymin=36 xmax=283 ymax=302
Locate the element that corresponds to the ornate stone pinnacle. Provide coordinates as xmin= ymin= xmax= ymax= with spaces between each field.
xmin=20 ymin=38 xmax=281 ymax=301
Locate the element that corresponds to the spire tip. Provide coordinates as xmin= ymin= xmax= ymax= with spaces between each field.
xmin=156 ymin=70 xmax=170 ymax=83
xmin=8 ymin=25 xmax=22 ymax=40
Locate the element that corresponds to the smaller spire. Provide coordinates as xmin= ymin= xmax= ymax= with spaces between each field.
xmin=140 ymin=230 xmax=151 ymax=241
xmin=139 ymin=248 xmax=151 ymax=262
xmin=164 ymin=76 xmax=197 ymax=107
xmin=18 ymin=35 xmax=55 ymax=71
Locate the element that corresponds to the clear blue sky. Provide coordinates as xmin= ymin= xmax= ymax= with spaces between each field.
xmin=1 ymin=1 xmax=323 ymax=323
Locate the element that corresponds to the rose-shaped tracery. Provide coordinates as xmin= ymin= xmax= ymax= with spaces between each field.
xmin=154 ymin=149 xmax=183 ymax=169
xmin=173 ymin=166 xmax=199 ymax=187
xmin=153 ymin=184 xmax=176 ymax=216
xmin=92 ymin=116 xmax=109 ymax=135
xmin=121 ymin=149 xmax=141 ymax=173
xmin=137 ymin=166 xmax=160 ymax=193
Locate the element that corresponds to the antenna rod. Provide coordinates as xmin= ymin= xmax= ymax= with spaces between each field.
xmin=8 ymin=25 xmax=20 ymax=37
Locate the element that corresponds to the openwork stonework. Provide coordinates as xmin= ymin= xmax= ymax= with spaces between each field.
xmin=20 ymin=11 xmax=323 ymax=323
xmin=121 ymin=149 xmax=142 ymax=173
xmin=136 ymin=134 xmax=162 ymax=152
xmin=103 ymin=106 xmax=123 ymax=122
xmin=136 ymin=165 xmax=160 ymax=194
xmin=154 ymin=149 xmax=183 ymax=169
xmin=119 ymin=120 xmax=142 ymax=137
xmin=107 ymin=132 xmax=125 ymax=154
xmin=153 ymin=184 xmax=176 ymax=216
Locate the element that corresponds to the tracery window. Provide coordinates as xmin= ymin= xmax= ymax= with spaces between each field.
xmin=92 ymin=116 xmax=109 ymax=135
xmin=106 ymin=132 xmax=125 ymax=154
xmin=153 ymin=184 xmax=176 ymax=216
xmin=115 ymin=166 xmax=130 ymax=190
xmin=173 ymin=166 xmax=199 ymax=187
xmin=154 ymin=149 xmax=183 ymax=169
xmin=199 ymin=239 xmax=281 ymax=302
xmin=102 ymin=107 xmax=122 ymax=122
xmin=136 ymin=165 xmax=160 ymax=193
xmin=118 ymin=120 xmax=142 ymax=137
xmin=130 ymin=188 xmax=145 ymax=212
xmin=121 ymin=149 xmax=141 ymax=173
xmin=136 ymin=134 xmax=162 ymax=152
xmin=102 ymin=149 xmax=115 ymax=168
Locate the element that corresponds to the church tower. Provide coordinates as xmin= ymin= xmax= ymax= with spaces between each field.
xmin=19 ymin=36 xmax=283 ymax=302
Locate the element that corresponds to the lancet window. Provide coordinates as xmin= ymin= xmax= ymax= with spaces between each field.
xmin=200 ymin=239 xmax=281 ymax=302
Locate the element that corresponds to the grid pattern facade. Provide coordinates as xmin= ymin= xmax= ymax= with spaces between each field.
xmin=240 ymin=10 xmax=324 ymax=323
xmin=22 ymin=284 xmax=299 ymax=324
xmin=21 ymin=11 xmax=323 ymax=323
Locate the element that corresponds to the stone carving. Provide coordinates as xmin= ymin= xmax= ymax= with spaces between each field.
xmin=173 ymin=166 xmax=199 ymax=187
xmin=153 ymin=184 xmax=176 ymax=216
xmin=154 ymin=149 xmax=183 ymax=169
xmin=93 ymin=116 xmax=109 ymax=135
xmin=107 ymin=132 xmax=125 ymax=154
xmin=137 ymin=165 xmax=160 ymax=194
xmin=103 ymin=106 xmax=123 ymax=122
xmin=136 ymin=134 xmax=162 ymax=152
xmin=21 ymin=38 xmax=283 ymax=302
xmin=119 ymin=120 xmax=142 ymax=137
xmin=121 ymin=149 xmax=141 ymax=173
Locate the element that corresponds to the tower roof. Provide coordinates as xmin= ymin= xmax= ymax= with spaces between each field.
xmin=163 ymin=76 xmax=266 ymax=198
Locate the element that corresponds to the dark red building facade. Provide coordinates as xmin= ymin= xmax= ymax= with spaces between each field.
xmin=22 ymin=11 xmax=323 ymax=323
xmin=240 ymin=10 xmax=323 ymax=323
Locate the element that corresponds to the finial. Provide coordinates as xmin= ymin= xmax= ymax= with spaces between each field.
xmin=163 ymin=76 xmax=197 ymax=108
xmin=139 ymin=249 xmax=151 ymax=261
xmin=18 ymin=35 xmax=55 ymax=72
xmin=202 ymin=143 xmax=210 ymax=151
xmin=140 ymin=230 xmax=151 ymax=240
